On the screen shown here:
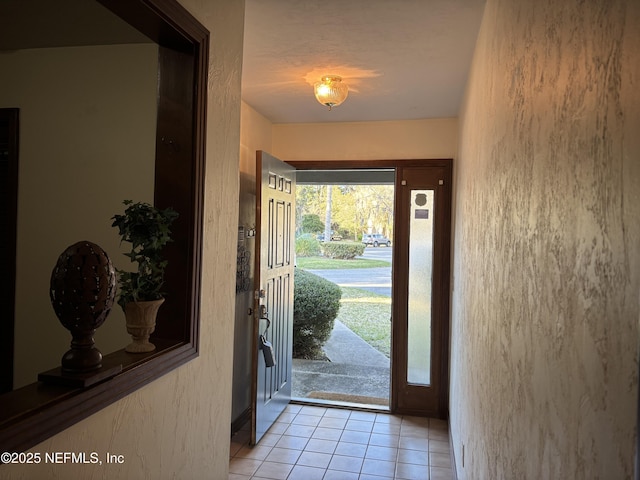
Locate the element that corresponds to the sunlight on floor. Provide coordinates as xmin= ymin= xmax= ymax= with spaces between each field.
xmin=229 ymin=404 xmax=454 ymax=480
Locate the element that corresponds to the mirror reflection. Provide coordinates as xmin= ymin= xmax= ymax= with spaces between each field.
xmin=0 ymin=0 xmax=160 ymax=390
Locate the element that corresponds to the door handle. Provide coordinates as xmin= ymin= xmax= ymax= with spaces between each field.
xmin=259 ymin=305 xmax=270 ymax=331
xmin=258 ymin=304 xmax=276 ymax=367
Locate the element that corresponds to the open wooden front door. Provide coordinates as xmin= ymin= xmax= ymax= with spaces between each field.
xmin=251 ymin=151 xmax=296 ymax=445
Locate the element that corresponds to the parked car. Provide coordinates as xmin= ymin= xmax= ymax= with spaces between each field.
xmin=362 ymin=233 xmax=391 ymax=247
xmin=316 ymin=232 xmax=343 ymax=241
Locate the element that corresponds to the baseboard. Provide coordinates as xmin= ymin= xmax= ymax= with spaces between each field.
xmin=230 ymin=407 xmax=251 ymax=437
xmin=449 ymin=428 xmax=459 ymax=480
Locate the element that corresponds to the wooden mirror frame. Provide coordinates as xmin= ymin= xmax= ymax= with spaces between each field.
xmin=0 ymin=0 xmax=208 ymax=453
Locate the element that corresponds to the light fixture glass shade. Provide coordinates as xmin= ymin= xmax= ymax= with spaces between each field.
xmin=314 ymin=75 xmax=348 ymax=110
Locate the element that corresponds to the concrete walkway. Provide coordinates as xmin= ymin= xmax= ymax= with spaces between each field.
xmin=292 ymin=320 xmax=390 ymax=404
xmin=305 ymin=267 xmax=391 ymax=297
xmin=323 ymin=321 xmax=389 ymax=368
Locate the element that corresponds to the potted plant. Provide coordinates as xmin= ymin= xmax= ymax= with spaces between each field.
xmin=112 ymin=200 xmax=179 ymax=353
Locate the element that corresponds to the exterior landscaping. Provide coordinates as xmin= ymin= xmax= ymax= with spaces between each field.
xmin=335 ymin=287 xmax=391 ymax=357
xmin=294 ymin=254 xmax=392 ymax=359
xmin=293 ymin=269 xmax=342 ymax=358
xmin=296 ymin=256 xmax=389 ymax=269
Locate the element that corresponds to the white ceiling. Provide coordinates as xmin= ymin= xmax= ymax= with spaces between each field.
xmin=242 ymin=0 xmax=486 ymax=124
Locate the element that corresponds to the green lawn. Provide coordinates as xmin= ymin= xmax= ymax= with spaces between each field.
xmin=296 ymin=256 xmax=390 ymax=269
xmin=336 ymin=287 xmax=391 ymax=357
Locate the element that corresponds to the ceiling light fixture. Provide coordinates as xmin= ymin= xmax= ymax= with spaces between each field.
xmin=314 ymin=75 xmax=348 ymax=110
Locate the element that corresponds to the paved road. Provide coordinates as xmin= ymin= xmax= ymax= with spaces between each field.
xmin=360 ymin=245 xmax=393 ymax=262
xmin=307 ymin=247 xmax=392 ymax=296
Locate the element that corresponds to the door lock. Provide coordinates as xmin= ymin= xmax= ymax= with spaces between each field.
xmin=258 ymin=304 xmax=275 ymax=367
xmin=259 ymin=304 xmax=271 ymax=331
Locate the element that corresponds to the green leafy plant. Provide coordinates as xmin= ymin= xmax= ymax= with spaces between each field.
xmin=301 ymin=213 xmax=324 ymax=233
xmin=295 ymin=235 xmax=322 ymax=257
xmin=320 ymin=241 xmax=365 ymax=259
xmin=293 ymin=269 xmax=341 ymax=358
xmin=111 ymin=200 xmax=179 ymax=310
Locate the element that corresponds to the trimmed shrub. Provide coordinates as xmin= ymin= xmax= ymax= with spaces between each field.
xmin=320 ymin=241 xmax=365 ymax=259
xmin=295 ymin=236 xmax=321 ymax=257
xmin=293 ymin=269 xmax=342 ymax=358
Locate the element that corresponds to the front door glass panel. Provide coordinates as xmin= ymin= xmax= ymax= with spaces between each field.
xmin=407 ymin=189 xmax=434 ymax=386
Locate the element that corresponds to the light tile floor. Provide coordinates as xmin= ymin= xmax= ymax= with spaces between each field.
xmin=229 ymin=404 xmax=454 ymax=480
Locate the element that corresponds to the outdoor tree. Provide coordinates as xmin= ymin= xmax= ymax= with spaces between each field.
xmin=324 ymin=185 xmax=333 ymax=241
xmin=301 ymin=214 xmax=323 ymax=233
xmin=296 ymin=185 xmax=325 ymax=235
xmin=296 ymin=184 xmax=394 ymax=241
xmin=356 ymin=185 xmax=394 ymax=237
xmin=332 ymin=186 xmax=357 ymax=239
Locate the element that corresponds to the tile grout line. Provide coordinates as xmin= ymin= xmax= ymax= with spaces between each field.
xmin=230 ymin=406 xmax=453 ymax=480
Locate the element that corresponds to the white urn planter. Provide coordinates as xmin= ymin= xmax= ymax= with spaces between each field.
xmin=124 ymin=299 xmax=164 ymax=353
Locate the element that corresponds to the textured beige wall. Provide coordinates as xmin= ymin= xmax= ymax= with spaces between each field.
xmin=272 ymin=118 xmax=457 ymax=160
xmin=450 ymin=0 xmax=640 ymax=478
xmin=232 ymin=101 xmax=273 ymax=422
xmin=0 ymin=44 xmax=157 ymax=389
xmin=1 ymin=0 xmax=244 ymax=478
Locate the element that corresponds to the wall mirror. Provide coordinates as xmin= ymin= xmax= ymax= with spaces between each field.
xmin=0 ymin=0 xmax=208 ymax=453
xmin=1 ymin=1 xmax=160 ymax=393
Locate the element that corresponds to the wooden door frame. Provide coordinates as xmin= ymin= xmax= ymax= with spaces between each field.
xmin=0 ymin=0 xmax=208 ymax=454
xmin=287 ymin=158 xmax=452 ymax=418
xmin=0 ymin=108 xmax=19 ymax=394
xmin=391 ymin=164 xmax=452 ymax=419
